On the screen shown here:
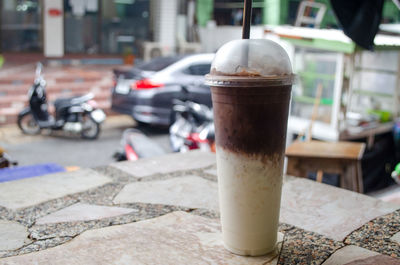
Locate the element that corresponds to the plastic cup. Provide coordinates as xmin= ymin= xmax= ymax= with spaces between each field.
xmin=205 ymin=39 xmax=293 ymax=256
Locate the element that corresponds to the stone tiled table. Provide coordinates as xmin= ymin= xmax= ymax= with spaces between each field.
xmin=0 ymin=151 xmax=399 ymax=264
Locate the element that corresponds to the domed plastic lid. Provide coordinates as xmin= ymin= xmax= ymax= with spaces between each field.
xmin=205 ymin=39 xmax=293 ymax=87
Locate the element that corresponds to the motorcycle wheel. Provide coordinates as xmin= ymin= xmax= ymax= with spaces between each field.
xmin=81 ymin=114 xmax=100 ymax=139
xmin=169 ymin=112 xmax=192 ymax=153
xmin=17 ymin=112 xmax=41 ymax=135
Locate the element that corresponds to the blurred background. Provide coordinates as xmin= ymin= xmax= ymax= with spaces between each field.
xmin=1 ymin=0 xmax=400 ymax=200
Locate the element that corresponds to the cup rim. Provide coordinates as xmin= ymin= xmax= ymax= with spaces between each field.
xmin=204 ymin=74 xmax=295 ymax=87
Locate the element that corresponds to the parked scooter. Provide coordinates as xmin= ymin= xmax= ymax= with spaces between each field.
xmin=113 ymin=128 xmax=166 ymax=161
xmin=17 ymin=63 xmax=106 ymax=139
xmin=169 ymin=99 xmax=215 ymax=153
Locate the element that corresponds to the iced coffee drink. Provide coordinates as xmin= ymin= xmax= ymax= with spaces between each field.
xmin=205 ymin=39 xmax=293 ymax=256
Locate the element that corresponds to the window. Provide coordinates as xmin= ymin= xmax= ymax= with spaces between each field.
xmin=185 ymin=64 xmax=212 ymax=76
xmin=100 ymin=0 xmax=150 ymax=54
xmin=1 ymin=0 xmax=42 ymax=52
xmin=137 ymin=56 xmax=185 ymax=72
xmin=213 ymin=0 xmax=263 ymax=26
xmin=64 ymin=0 xmax=99 ymax=54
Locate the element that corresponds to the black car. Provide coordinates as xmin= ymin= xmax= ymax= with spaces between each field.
xmin=111 ymin=54 xmax=214 ymax=126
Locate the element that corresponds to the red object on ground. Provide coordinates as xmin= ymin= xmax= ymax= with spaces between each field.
xmin=186 ymin=133 xmax=209 ymax=150
xmin=125 ymin=144 xmax=139 ymax=161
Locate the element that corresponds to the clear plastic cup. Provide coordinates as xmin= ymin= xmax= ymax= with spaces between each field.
xmin=205 ymin=39 xmax=294 ymax=256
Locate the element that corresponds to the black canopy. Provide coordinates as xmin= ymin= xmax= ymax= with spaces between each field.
xmin=330 ymin=0 xmax=384 ymax=50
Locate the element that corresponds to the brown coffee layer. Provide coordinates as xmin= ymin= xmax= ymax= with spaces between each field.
xmin=211 ymin=85 xmax=291 ymax=156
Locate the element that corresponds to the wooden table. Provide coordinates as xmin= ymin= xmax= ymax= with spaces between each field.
xmin=286 ymin=140 xmax=366 ymax=193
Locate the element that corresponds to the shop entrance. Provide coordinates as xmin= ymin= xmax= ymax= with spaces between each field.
xmin=0 ymin=0 xmax=43 ymax=52
xmin=64 ymin=0 xmax=99 ymax=54
xmin=64 ymin=0 xmax=150 ymax=55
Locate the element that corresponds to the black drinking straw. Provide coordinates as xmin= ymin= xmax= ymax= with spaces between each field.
xmin=241 ymin=0 xmax=252 ymax=68
xmin=242 ymin=0 xmax=253 ymax=39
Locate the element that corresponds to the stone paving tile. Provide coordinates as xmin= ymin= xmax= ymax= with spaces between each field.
xmin=322 ymin=245 xmax=400 ymax=265
xmin=278 ymin=224 xmax=344 ymax=265
xmin=0 ymin=181 xmax=126 ymax=227
xmin=113 ymin=176 xmax=219 ymax=211
xmin=0 ymin=237 xmax=73 ymax=259
xmin=0 ymin=221 xmax=31 ymax=251
xmin=0 ymin=169 xmax=111 ymax=210
xmin=93 ymin=165 xmax=136 ymax=183
xmin=280 ymin=177 xmax=400 ymax=241
xmin=0 ymin=211 xmax=281 ymax=265
xmin=381 ymin=193 xmax=400 ymax=206
xmin=204 ymin=168 xmax=218 ymax=177
xmin=1 ymin=204 xmax=195 ymax=258
xmin=344 ymin=209 xmax=400 ymax=258
xmin=28 ymin=204 xmax=186 ymax=241
xmin=110 ymin=150 xmax=216 ymax=178
xmin=35 ymin=203 xmax=138 ymax=224
xmin=392 ymin=232 xmax=400 ymax=244
xmin=343 ymin=255 xmax=400 ymax=265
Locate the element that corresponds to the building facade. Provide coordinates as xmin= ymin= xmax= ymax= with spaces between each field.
xmin=0 ymin=0 xmax=178 ymax=57
xmin=1 ymin=0 xmax=399 ymax=58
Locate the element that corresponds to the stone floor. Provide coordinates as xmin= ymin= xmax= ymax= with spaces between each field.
xmin=0 ymin=151 xmax=399 ymax=264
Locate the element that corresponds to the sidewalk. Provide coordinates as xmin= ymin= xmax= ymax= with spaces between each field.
xmin=0 ymin=53 xmax=125 ymax=126
xmin=0 ymin=151 xmax=399 ymax=264
xmin=0 ymin=114 xmax=134 ymax=145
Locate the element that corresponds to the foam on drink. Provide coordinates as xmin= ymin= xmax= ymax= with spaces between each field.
xmin=205 ymin=39 xmax=293 ymax=256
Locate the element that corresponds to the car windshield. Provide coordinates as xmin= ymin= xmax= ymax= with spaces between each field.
xmin=137 ymin=56 xmax=186 ymax=72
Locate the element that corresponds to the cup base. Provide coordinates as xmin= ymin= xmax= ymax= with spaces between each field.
xmin=223 ymin=242 xmax=278 ymax=257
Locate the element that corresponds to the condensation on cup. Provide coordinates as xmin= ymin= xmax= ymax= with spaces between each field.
xmin=205 ymin=39 xmax=294 ymax=256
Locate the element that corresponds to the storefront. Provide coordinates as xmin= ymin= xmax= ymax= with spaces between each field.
xmin=64 ymin=0 xmax=150 ymax=54
xmin=0 ymin=0 xmax=151 ymax=55
xmin=0 ymin=0 xmax=43 ymax=53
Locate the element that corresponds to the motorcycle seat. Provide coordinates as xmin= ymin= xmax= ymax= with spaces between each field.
xmin=54 ymin=97 xmax=74 ymax=110
xmin=54 ymin=93 xmax=94 ymax=111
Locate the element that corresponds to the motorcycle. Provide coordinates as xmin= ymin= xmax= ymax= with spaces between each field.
xmin=169 ymin=99 xmax=215 ymax=153
xmin=113 ymin=128 xmax=166 ymax=161
xmin=17 ymin=63 xmax=106 ymax=139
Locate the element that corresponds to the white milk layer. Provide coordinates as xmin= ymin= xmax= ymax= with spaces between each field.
xmin=216 ymin=147 xmax=284 ymax=256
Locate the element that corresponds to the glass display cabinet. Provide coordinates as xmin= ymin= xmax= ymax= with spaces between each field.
xmin=265 ymin=26 xmax=400 ymax=144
